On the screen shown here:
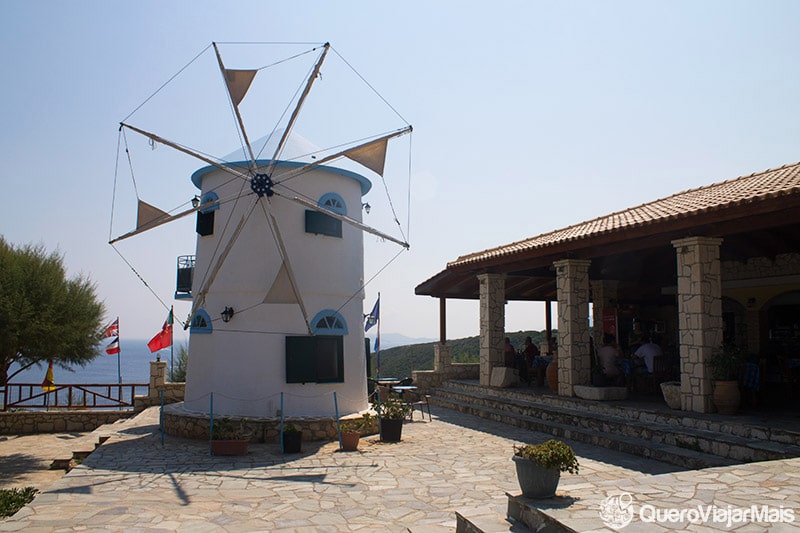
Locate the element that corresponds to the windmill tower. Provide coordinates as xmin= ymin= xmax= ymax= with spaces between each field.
xmin=110 ymin=42 xmax=411 ymax=421
xmin=183 ymin=133 xmax=373 ymax=418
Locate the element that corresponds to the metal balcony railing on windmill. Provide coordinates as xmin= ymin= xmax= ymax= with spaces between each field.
xmin=175 ymin=255 xmax=195 ymax=299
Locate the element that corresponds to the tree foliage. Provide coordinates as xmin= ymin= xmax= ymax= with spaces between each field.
xmin=167 ymin=343 xmax=189 ymax=382
xmin=0 ymin=238 xmax=105 ymax=385
xmin=372 ymin=330 xmax=553 ymax=378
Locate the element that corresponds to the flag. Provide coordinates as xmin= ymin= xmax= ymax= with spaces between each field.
xmin=105 ymin=337 xmax=120 ymax=355
xmin=102 ymin=318 xmax=119 ymax=338
xmin=365 ymin=296 xmax=380 ymax=332
xmin=373 ymin=336 xmax=380 ymax=352
xmin=41 ymin=361 xmax=56 ymax=392
xmin=148 ymin=309 xmax=174 ymax=352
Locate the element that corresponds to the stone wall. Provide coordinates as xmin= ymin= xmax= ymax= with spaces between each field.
xmin=721 ymin=253 xmax=800 ymax=280
xmin=163 ymin=403 xmax=378 ymax=442
xmin=134 ymin=383 xmax=186 ymax=411
xmin=412 ymin=363 xmax=479 ymax=395
xmin=0 ymin=410 xmax=131 ymax=434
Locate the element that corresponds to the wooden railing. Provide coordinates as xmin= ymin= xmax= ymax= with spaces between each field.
xmin=2 ymin=383 xmax=149 ymax=411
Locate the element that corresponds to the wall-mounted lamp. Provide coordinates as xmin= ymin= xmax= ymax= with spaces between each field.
xmin=191 ymin=195 xmax=201 ymax=208
xmin=221 ymin=306 xmax=235 ymax=323
xmin=362 ymin=202 xmax=371 ymax=214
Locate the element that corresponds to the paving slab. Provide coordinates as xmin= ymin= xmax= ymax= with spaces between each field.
xmin=1 ymin=405 xmax=798 ymax=531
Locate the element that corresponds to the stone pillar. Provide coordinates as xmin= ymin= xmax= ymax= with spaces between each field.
xmin=478 ymin=273 xmax=506 ymax=386
xmin=434 ymin=343 xmax=452 ymax=371
xmin=591 ymin=280 xmax=619 ymax=342
xmin=554 ymin=259 xmax=592 ymax=396
xmin=150 ymin=360 xmax=167 ymax=399
xmin=672 ymin=237 xmax=723 ymax=413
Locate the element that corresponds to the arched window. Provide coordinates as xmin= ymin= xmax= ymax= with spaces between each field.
xmin=311 ymin=309 xmax=348 ymax=335
xmin=190 ymin=309 xmax=213 ymax=334
xmin=318 ymin=192 xmax=347 ymax=215
xmin=305 ymin=193 xmax=345 ymax=238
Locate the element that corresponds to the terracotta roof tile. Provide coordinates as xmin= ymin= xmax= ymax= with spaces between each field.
xmin=449 ymin=161 xmax=800 ymax=268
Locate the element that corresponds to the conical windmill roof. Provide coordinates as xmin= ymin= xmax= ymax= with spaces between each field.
xmin=190 ymin=128 xmax=372 ymax=194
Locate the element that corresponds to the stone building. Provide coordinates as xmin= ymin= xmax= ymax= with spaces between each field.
xmin=416 ymin=162 xmax=800 ymax=413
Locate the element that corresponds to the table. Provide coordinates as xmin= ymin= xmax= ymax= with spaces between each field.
xmin=391 ymin=385 xmax=417 ymax=399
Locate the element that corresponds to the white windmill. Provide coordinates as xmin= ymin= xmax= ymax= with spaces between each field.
xmin=110 ymin=42 xmax=412 ymax=419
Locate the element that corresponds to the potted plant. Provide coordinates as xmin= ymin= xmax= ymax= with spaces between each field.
xmin=210 ymin=418 xmax=251 ymax=456
xmin=372 ymin=395 xmax=411 ymax=442
xmin=708 ymin=343 xmax=745 ymax=415
xmin=512 ymin=439 xmax=579 ymax=498
xmin=282 ymin=423 xmax=302 ymax=453
xmin=339 ymin=413 xmax=374 ymax=451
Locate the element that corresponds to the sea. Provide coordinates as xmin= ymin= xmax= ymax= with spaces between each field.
xmin=7 ymin=341 xmax=164 ymax=385
xmin=3 ymin=342 xmax=178 ymax=410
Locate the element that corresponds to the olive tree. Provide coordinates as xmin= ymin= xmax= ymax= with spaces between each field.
xmin=0 ymin=238 xmax=105 ymax=385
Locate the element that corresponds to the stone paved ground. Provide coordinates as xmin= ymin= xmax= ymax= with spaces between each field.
xmin=0 ymin=432 xmax=95 ymax=492
xmin=1 ymin=406 xmax=798 ymax=532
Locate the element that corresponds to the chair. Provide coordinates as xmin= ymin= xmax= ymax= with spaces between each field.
xmin=634 ymin=356 xmax=672 ymax=395
xmin=410 ymin=394 xmax=431 ymax=421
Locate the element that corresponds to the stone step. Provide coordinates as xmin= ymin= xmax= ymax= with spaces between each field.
xmin=436 ymin=381 xmax=800 ymax=463
xmin=506 ymin=494 xmax=576 ymax=533
xmin=455 ymin=510 xmax=532 ymax=533
xmin=434 ymin=393 xmax=735 ymax=469
xmin=444 ymin=380 xmax=800 ymax=444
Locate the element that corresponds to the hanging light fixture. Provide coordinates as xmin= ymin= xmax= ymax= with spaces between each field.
xmin=191 ymin=195 xmax=201 ymax=208
xmin=221 ymin=306 xmax=235 ymax=323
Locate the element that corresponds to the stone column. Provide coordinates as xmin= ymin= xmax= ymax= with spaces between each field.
xmin=478 ymin=273 xmax=506 ymax=386
xmin=554 ymin=259 xmax=592 ymax=396
xmin=434 ymin=343 xmax=452 ymax=371
xmin=150 ymin=360 xmax=167 ymax=399
xmin=672 ymin=237 xmax=723 ymax=413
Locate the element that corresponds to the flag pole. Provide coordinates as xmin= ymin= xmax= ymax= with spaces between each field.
xmin=116 ymin=317 xmax=123 ymax=409
xmin=169 ymin=306 xmax=174 ymax=381
xmin=116 ymin=316 xmax=122 ymax=386
xmin=376 ymin=292 xmax=381 ymax=383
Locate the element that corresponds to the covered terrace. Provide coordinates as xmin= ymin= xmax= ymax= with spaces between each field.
xmin=416 ymin=161 xmax=800 ymax=413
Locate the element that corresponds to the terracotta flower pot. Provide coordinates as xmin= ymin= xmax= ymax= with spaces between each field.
xmin=211 ymin=439 xmax=249 ymax=456
xmin=546 ymin=359 xmax=558 ymax=393
xmin=341 ymin=431 xmax=360 ymax=451
xmin=713 ymin=380 xmax=741 ymax=415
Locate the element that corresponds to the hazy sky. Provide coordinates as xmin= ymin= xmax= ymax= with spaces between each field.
xmin=1 ymin=1 xmax=799 ymax=345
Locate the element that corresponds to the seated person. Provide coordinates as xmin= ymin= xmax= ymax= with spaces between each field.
xmin=522 ymin=336 xmax=540 ymax=367
xmin=633 ymin=336 xmax=663 ymax=373
xmin=597 ymin=333 xmax=622 ymax=381
xmin=504 ymin=337 xmax=516 ymax=367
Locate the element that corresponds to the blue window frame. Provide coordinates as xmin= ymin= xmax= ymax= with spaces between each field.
xmin=189 ymin=309 xmax=212 ymax=334
xmin=310 ymin=309 xmax=348 ymax=335
xmin=318 ymin=192 xmax=347 ymax=215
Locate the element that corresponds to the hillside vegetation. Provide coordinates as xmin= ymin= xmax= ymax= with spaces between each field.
xmin=371 ymin=330 xmax=554 ymax=379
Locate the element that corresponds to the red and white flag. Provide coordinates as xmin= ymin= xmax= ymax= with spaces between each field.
xmin=105 ymin=337 xmax=120 ymax=355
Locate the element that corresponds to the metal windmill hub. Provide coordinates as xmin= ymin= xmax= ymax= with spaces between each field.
xmin=251 ymin=173 xmax=275 ymax=197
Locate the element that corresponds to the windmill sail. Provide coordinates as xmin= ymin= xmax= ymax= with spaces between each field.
xmin=224 ymin=69 xmax=257 ymax=106
xmin=344 ymin=137 xmax=389 ymax=176
xmin=263 ymin=262 xmax=298 ymax=304
xmin=137 ymin=200 xmax=170 ymax=232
